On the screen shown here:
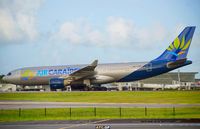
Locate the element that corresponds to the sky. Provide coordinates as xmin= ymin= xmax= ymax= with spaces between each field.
xmin=0 ymin=0 xmax=200 ymax=78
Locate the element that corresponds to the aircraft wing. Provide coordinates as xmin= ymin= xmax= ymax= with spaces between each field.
xmin=61 ymin=60 xmax=98 ymax=84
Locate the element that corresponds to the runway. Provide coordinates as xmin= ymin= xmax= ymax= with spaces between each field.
xmin=0 ymin=101 xmax=200 ymax=109
xmin=0 ymin=119 xmax=200 ymax=129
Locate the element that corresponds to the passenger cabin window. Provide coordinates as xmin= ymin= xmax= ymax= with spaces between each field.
xmin=7 ymin=72 xmax=11 ymax=76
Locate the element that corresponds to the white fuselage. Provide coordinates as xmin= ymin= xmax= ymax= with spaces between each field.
xmin=3 ymin=62 xmax=146 ymax=86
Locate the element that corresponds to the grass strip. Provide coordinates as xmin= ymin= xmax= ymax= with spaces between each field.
xmin=0 ymin=91 xmax=200 ymax=104
xmin=0 ymin=107 xmax=200 ymax=122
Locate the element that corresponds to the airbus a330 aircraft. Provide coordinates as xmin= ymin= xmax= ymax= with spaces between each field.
xmin=2 ymin=26 xmax=195 ymax=90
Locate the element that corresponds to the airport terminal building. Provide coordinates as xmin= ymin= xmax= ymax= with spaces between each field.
xmin=0 ymin=72 xmax=199 ymax=92
xmin=109 ymin=72 xmax=198 ymax=91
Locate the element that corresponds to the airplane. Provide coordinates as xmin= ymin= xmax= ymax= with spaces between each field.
xmin=2 ymin=26 xmax=196 ymax=90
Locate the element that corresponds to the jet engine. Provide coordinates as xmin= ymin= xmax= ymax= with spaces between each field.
xmin=49 ymin=78 xmax=64 ymax=89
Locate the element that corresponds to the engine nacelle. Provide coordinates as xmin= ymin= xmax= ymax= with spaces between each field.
xmin=49 ymin=78 xmax=64 ymax=89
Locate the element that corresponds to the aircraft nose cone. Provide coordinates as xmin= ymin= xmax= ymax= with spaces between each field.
xmin=2 ymin=76 xmax=13 ymax=83
xmin=2 ymin=76 xmax=8 ymax=82
xmin=2 ymin=74 xmax=20 ymax=84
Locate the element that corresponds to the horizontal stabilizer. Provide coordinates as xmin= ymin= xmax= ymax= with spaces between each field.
xmin=166 ymin=58 xmax=187 ymax=68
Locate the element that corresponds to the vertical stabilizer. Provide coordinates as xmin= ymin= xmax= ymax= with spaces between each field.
xmin=154 ymin=26 xmax=195 ymax=61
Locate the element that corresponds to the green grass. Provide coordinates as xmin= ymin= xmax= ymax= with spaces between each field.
xmin=0 ymin=107 xmax=200 ymax=122
xmin=0 ymin=91 xmax=200 ymax=103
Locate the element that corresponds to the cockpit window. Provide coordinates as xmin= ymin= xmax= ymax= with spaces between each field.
xmin=7 ymin=72 xmax=11 ymax=76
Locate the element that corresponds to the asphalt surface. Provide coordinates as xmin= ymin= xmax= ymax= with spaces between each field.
xmin=0 ymin=119 xmax=200 ymax=129
xmin=1 ymin=101 xmax=200 ymax=109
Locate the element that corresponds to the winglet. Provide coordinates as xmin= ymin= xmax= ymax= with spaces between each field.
xmin=90 ymin=60 xmax=98 ymax=67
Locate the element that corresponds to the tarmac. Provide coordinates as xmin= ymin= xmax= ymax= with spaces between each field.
xmin=1 ymin=101 xmax=200 ymax=109
xmin=0 ymin=119 xmax=200 ymax=129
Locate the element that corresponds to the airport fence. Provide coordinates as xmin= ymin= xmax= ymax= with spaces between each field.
xmin=0 ymin=107 xmax=200 ymax=121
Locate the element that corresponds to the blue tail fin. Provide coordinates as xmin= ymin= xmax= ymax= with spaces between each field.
xmin=154 ymin=26 xmax=195 ymax=61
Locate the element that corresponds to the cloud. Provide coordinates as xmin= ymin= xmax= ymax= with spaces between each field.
xmin=0 ymin=0 xmax=43 ymax=44
xmin=51 ymin=19 xmax=104 ymax=47
xmin=135 ymin=23 xmax=167 ymax=48
xmin=57 ymin=22 xmax=82 ymax=43
xmin=52 ymin=17 xmax=168 ymax=49
xmin=106 ymin=17 xmax=134 ymax=46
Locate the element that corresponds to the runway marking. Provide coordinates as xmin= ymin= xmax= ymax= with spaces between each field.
xmin=58 ymin=119 xmax=110 ymax=129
